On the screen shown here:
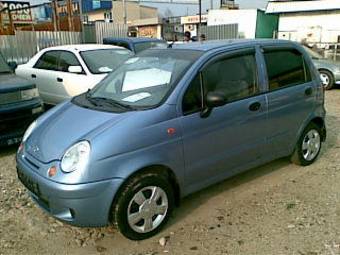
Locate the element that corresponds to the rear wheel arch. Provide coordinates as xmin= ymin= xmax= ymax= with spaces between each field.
xmin=310 ymin=117 xmax=326 ymax=141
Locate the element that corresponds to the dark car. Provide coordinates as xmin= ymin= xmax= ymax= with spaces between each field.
xmin=103 ymin=37 xmax=168 ymax=54
xmin=0 ymin=52 xmax=43 ymax=146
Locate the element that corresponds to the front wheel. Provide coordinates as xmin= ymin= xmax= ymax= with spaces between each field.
xmin=291 ymin=123 xmax=322 ymax=166
xmin=111 ymin=171 xmax=174 ymax=240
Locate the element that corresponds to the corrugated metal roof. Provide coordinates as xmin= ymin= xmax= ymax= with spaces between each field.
xmin=266 ymin=0 xmax=340 ymax=14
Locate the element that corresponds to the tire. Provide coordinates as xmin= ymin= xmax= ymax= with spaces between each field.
xmin=111 ymin=171 xmax=174 ymax=240
xmin=291 ymin=123 xmax=322 ymax=166
xmin=319 ymin=70 xmax=334 ymax=90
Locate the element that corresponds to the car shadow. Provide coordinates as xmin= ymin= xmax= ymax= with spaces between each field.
xmin=166 ymin=157 xmax=291 ymax=228
xmin=167 ymin=121 xmax=337 ymax=228
xmin=0 ymin=145 xmax=18 ymax=157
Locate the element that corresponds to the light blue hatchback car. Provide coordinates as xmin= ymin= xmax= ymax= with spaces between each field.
xmin=16 ymin=39 xmax=326 ymax=240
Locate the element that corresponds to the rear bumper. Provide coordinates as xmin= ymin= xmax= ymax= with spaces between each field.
xmin=0 ymin=98 xmax=43 ymax=146
xmin=334 ymin=71 xmax=340 ymax=84
xmin=16 ymin=152 xmax=124 ymax=227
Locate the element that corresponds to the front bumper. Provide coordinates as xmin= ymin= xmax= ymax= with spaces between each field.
xmin=0 ymin=98 xmax=43 ymax=146
xmin=16 ymin=152 xmax=124 ymax=227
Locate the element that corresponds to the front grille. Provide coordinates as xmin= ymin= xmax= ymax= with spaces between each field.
xmin=0 ymin=91 xmax=22 ymax=105
xmin=0 ymin=108 xmax=36 ymax=136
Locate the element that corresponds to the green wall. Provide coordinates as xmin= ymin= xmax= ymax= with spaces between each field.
xmin=255 ymin=10 xmax=279 ymax=39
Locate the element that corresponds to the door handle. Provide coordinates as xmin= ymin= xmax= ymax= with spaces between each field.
xmin=31 ymin=74 xmax=36 ymax=78
xmin=249 ymin=102 xmax=261 ymax=112
xmin=305 ymin=87 xmax=313 ymax=96
xmin=57 ymin=77 xmax=63 ymax=82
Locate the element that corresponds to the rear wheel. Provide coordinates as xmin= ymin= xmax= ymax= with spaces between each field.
xmin=291 ymin=123 xmax=322 ymax=166
xmin=111 ymin=171 xmax=174 ymax=240
xmin=319 ymin=70 xmax=334 ymax=90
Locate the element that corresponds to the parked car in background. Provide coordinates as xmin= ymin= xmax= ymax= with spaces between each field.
xmin=15 ymin=44 xmax=133 ymax=105
xmin=0 ymin=52 xmax=43 ymax=146
xmin=304 ymin=46 xmax=340 ymax=90
xmin=17 ymin=40 xmax=326 ymax=240
xmin=103 ymin=37 xmax=168 ymax=54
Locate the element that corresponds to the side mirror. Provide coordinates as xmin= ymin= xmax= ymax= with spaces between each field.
xmin=206 ymin=91 xmax=226 ymax=108
xmin=7 ymin=61 xmax=17 ymax=71
xmin=68 ymin=66 xmax=83 ymax=74
xmin=200 ymin=91 xmax=226 ymax=118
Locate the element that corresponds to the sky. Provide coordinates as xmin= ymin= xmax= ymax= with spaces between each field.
xmin=239 ymin=0 xmax=268 ymax=9
xmin=145 ymin=0 xmax=269 ymax=17
xmin=24 ymin=0 xmax=270 ymax=17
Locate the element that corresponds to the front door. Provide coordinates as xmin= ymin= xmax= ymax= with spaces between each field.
xmin=180 ymin=49 xmax=268 ymax=193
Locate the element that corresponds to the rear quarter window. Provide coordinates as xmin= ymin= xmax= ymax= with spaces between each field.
xmin=263 ymin=48 xmax=311 ymax=91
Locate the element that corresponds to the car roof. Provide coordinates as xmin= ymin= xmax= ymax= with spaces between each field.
xmin=42 ymin=44 xmax=124 ymax=52
xmin=171 ymin=39 xmax=299 ymax=52
xmin=103 ymin=37 xmax=165 ymax=44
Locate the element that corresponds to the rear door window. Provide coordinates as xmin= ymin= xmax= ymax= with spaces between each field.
xmin=34 ymin=51 xmax=60 ymax=71
xmin=263 ymin=48 xmax=311 ymax=91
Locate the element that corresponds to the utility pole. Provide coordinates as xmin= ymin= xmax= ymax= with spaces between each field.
xmin=198 ymin=0 xmax=201 ymax=39
xmin=8 ymin=9 xmax=14 ymax=34
xmin=52 ymin=0 xmax=58 ymax=31
xmin=67 ymin=0 xmax=73 ymax=31
xmin=0 ymin=10 xmax=3 ymax=34
xmin=79 ymin=0 xmax=85 ymax=41
xmin=122 ymin=0 xmax=127 ymax=25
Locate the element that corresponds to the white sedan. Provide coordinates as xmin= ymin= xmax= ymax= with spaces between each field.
xmin=16 ymin=44 xmax=133 ymax=105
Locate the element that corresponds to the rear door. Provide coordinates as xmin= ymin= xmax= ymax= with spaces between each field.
xmin=30 ymin=50 xmax=60 ymax=104
xmin=262 ymin=46 xmax=316 ymax=156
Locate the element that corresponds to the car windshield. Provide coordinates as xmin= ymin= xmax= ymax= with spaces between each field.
xmin=87 ymin=49 xmax=202 ymax=109
xmin=0 ymin=54 xmax=11 ymax=73
xmin=80 ymin=49 xmax=133 ymax=74
xmin=303 ymin=46 xmax=324 ymax=60
xmin=134 ymin=41 xmax=168 ymax=53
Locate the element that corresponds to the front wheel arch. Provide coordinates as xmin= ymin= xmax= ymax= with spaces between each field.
xmin=109 ymin=165 xmax=181 ymax=221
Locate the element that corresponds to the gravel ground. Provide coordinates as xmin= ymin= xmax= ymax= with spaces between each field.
xmin=0 ymin=90 xmax=339 ymax=255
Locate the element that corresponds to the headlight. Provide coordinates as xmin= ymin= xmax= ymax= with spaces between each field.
xmin=21 ymin=88 xmax=39 ymax=101
xmin=22 ymin=120 xmax=37 ymax=143
xmin=61 ymin=141 xmax=91 ymax=173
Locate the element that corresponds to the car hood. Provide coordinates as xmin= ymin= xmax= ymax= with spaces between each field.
xmin=0 ymin=73 xmax=35 ymax=93
xmin=25 ymin=101 xmax=129 ymax=163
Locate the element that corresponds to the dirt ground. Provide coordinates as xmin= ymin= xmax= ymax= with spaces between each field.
xmin=0 ymin=90 xmax=339 ymax=255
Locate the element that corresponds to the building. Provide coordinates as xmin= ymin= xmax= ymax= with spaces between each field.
xmin=180 ymin=14 xmax=208 ymax=37
xmin=83 ymin=0 xmax=158 ymax=25
xmin=208 ymin=9 xmax=278 ymax=39
xmin=112 ymin=1 xmax=158 ymax=24
xmin=266 ymin=0 xmax=340 ymax=44
xmin=129 ymin=17 xmax=162 ymax=38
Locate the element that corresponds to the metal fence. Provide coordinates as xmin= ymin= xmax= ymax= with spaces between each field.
xmin=0 ymin=31 xmax=81 ymax=64
xmin=201 ymin=24 xmax=239 ymax=41
xmin=94 ymin=22 xmax=128 ymax=43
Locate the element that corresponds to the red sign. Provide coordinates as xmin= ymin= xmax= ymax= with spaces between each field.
xmin=0 ymin=1 xmax=32 ymax=23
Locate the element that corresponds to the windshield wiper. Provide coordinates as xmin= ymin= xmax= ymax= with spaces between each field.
xmin=88 ymin=96 xmax=135 ymax=110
